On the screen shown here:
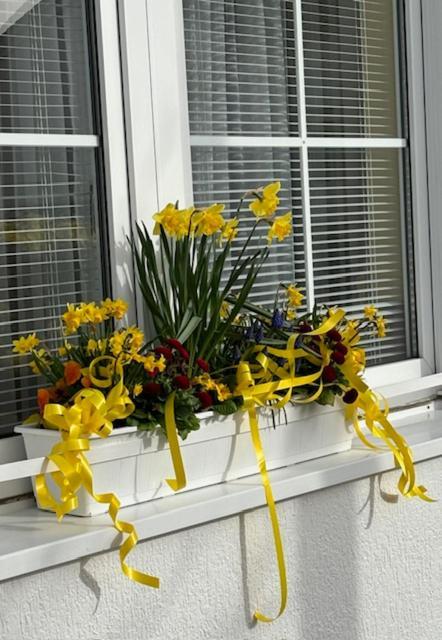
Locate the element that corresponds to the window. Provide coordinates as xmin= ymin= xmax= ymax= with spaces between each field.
xmin=0 ymin=0 xmax=107 ymax=434
xmin=182 ymin=0 xmax=416 ymax=365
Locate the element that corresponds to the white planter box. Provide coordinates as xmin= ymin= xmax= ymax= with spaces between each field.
xmin=15 ymin=404 xmax=353 ymax=517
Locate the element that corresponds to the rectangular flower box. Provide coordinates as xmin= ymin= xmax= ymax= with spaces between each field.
xmin=16 ymin=405 xmax=352 ymax=517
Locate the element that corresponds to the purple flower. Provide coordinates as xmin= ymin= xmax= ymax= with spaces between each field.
xmin=271 ymin=309 xmax=284 ymax=329
xmin=253 ymin=321 xmax=264 ymax=343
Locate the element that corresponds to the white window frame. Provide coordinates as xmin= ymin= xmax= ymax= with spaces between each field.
xmin=118 ymin=0 xmax=436 ymax=387
xmin=0 ymin=0 xmax=439 ymax=497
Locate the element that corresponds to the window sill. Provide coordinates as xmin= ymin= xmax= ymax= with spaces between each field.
xmin=0 ymin=405 xmax=441 ymax=583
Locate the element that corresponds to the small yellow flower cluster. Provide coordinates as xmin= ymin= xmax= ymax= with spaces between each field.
xmin=193 ymin=373 xmax=232 ymax=402
xmin=133 ymin=353 xmax=166 ymax=374
xmin=12 ymin=333 xmax=40 ymax=355
xmin=62 ymin=298 xmax=128 ymax=334
xmin=249 ymin=182 xmax=292 ymax=245
xmin=363 ymin=305 xmax=387 ymax=338
xmin=285 ymin=284 xmax=304 ymax=320
xmin=109 ymin=326 xmax=145 ymax=358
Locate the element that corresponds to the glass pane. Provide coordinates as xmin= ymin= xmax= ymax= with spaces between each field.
xmin=0 ymin=0 xmax=94 ymax=134
xmin=0 ymin=146 xmax=102 ymax=431
xmin=191 ymin=146 xmax=304 ymax=305
xmin=183 ymin=0 xmax=298 ymax=137
xmin=302 ymin=0 xmax=401 ymax=137
xmin=309 ymin=147 xmax=416 ymax=364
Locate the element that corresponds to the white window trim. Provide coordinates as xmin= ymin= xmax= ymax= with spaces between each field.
xmin=0 ymin=0 xmax=440 ymax=523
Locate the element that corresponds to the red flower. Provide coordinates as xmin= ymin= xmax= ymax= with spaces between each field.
xmin=196 ymin=357 xmax=209 ymax=372
xmin=174 ymin=375 xmax=191 ymax=390
xmin=167 ymin=338 xmax=190 ymax=361
xmin=197 ymin=391 xmax=213 ymax=409
xmin=64 ymin=360 xmax=82 ymax=386
xmin=143 ymin=382 xmax=163 ymax=396
xmin=154 ymin=346 xmax=173 ymax=361
xmin=331 ymin=350 xmax=345 ymax=365
xmin=298 ymin=323 xmax=312 ymax=334
xmin=327 ymin=329 xmax=342 ymax=342
xmin=335 ymin=342 xmax=348 ymax=355
xmin=343 ymin=388 xmax=358 ymax=404
xmin=322 ymin=365 xmax=337 ymax=383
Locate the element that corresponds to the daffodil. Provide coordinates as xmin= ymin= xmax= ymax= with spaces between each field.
xmin=12 ymin=333 xmax=40 ymax=355
xmin=193 ymin=373 xmax=217 ymax=391
xmin=267 ymin=212 xmax=292 ymax=244
xmin=102 ymin=298 xmax=128 ymax=320
xmin=133 ymin=383 xmax=143 ymax=397
xmin=194 ymin=204 xmax=225 ymax=236
xmin=249 ymin=182 xmax=281 ymax=217
xmin=220 ymin=301 xmax=231 ymax=319
xmin=286 ymin=284 xmax=304 ymax=308
xmin=221 ymin=217 xmax=239 ymax=242
xmin=376 ymin=316 xmax=387 ymax=338
xmin=142 ymin=354 xmax=158 ymax=373
xmin=364 ymin=304 xmax=378 ymax=320
xmin=62 ymin=303 xmax=82 ymax=334
xmin=153 ymin=203 xmax=194 ymax=238
xmin=286 ymin=308 xmax=297 ymax=321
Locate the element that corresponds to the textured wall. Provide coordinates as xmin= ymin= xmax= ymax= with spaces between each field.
xmin=0 ymin=458 xmax=440 ymax=640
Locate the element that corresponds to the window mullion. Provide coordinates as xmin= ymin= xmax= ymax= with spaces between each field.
xmin=294 ymin=0 xmax=314 ymax=309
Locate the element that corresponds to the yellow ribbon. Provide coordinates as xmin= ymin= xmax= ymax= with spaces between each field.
xmin=164 ymin=392 xmax=187 ymax=491
xmin=37 ymin=368 xmax=160 ymax=588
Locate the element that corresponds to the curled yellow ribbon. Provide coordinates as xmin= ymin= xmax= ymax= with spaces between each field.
xmin=164 ymin=392 xmax=187 ymax=491
xmin=38 ymin=379 xmax=159 ymax=588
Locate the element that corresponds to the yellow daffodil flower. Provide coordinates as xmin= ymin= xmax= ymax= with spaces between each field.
xmin=221 ymin=217 xmax=239 ymax=242
xmin=193 ymin=373 xmax=217 ymax=391
xmin=12 ymin=333 xmax=40 ymax=355
xmin=249 ymin=181 xmax=281 ymax=217
xmin=62 ymin=303 xmax=82 ymax=334
xmin=215 ymin=382 xmax=232 ymax=402
xmin=220 ymin=301 xmax=231 ymax=319
xmin=194 ymin=203 xmax=225 ymax=236
xmin=102 ymin=298 xmax=128 ymax=320
xmin=142 ymin=354 xmax=158 ymax=373
xmin=286 ymin=284 xmax=304 ymax=308
xmin=133 ymin=383 xmax=143 ymax=397
xmin=155 ymin=355 xmax=166 ymax=373
xmin=376 ymin=316 xmax=387 ymax=338
xmin=267 ymin=212 xmax=292 ymax=244
xmin=286 ymin=308 xmax=297 ymax=321
xmin=153 ymin=203 xmax=195 ymax=238
xmin=364 ymin=304 xmax=378 ymax=320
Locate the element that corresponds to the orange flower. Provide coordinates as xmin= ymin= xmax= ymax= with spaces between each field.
xmin=37 ymin=388 xmax=50 ymax=414
xmin=81 ymin=376 xmax=92 ymax=388
xmin=64 ymin=361 xmax=82 ymax=386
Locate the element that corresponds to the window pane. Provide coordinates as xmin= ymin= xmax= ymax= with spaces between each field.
xmin=309 ymin=148 xmax=416 ymax=363
xmin=184 ymin=0 xmax=298 ymax=136
xmin=0 ymin=0 xmax=94 ymax=134
xmin=190 ymin=146 xmax=304 ymax=305
xmin=0 ymin=146 xmax=102 ymax=431
xmin=302 ymin=0 xmax=401 ymax=137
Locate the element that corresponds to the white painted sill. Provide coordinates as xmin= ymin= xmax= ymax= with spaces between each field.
xmin=0 ymin=373 xmax=441 ymax=583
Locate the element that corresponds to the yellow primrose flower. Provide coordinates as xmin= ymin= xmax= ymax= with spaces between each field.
xmin=286 ymin=284 xmax=304 ymax=308
xmin=376 ymin=316 xmax=387 ymax=338
xmin=194 ymin=203 xmax=225 ymax=236
xmin=286 ymin=308 xmax=297 ymax=321
xmin=155 ymin=355 xmax=166 ymax=373
xmin=221 ymin=217 xmax=239 ymax=242
xmin=142 ymin=354 xmax=158 ymax=373
xmin=126 ymin=326 xmax=144 ymax=354
xmin=267 ymin=212 xmax=292 ymax=244
xmin=12 ymin=333 xmax=40 ymax=355
xmin=249 ymin=181 xmax=281 ymax=218
xmin=133 ymin=383 xmax=143 ymax=397
xmin=193 ymin=373 xmax=217 ymax=391
xmin=62 ymin=303 xmax=82 ymax=334
xmin=215 ymin=382 xmax=232 ymax=402
xmin=364 ymin=304 xmax=378 ymax=320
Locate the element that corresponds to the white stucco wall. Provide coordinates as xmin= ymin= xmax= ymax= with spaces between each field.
xmin=0 ymin=457 xmax=440 ymax=640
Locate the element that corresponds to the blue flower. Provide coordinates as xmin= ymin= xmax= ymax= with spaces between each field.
xmin=271 ymin=309 xmax=284 ymax=329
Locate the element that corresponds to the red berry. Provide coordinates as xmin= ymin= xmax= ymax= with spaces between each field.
xmin=143 ymin=382 xmax=162 ymax=396
xmin=174 ymin=375 xmax=191 ymax=390
xmin=196 ymin=357 xmax=210 ymax=372
xmin=343 ymin=388 xmax=358 ymax=404
xmin=197 ymin=391 xmax=213 ymax=409
xmin=331 ymin=350 xmax=345 ymax=365
xmin=335 ymin=342 xmax=348 ymax=355
xmin=298 ymin=323 xmax=312 ymax=333
xmin=154 ymin=346 xmax=173 ymax=360
xmin=322 ymin=365 xmax=337 ymax=383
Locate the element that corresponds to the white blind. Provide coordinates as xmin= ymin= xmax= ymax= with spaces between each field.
xmin=0 ymin=0 xmax=103 ymax=433
xmin=183 ymin=0 xmax=416 ymax=365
